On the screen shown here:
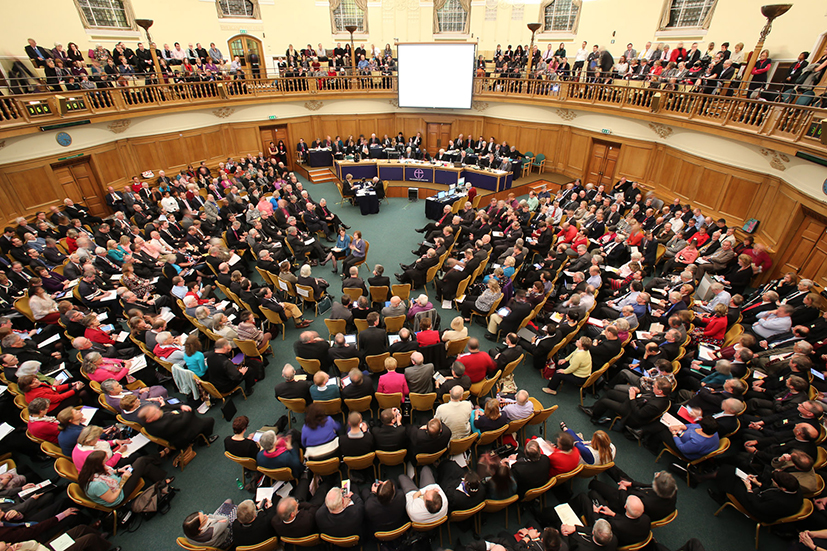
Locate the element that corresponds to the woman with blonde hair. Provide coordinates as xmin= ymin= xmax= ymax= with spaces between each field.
xmin=461 ymin=279 xmax=502 ymax=321
xmin=442 ymin=316 xmax=468 ymax=344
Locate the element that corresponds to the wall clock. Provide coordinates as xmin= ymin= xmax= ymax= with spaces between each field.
xmin=56 ymin=132 xmax=72 ymax=147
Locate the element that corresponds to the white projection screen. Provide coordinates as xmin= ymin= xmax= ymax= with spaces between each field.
xmin=397 ymin=43 xmax=476 ymax=109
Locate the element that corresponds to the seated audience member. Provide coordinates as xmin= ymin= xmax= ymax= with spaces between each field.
xmin=300 ymin=402 xmax=341 ymax=460
xmin=544 ymin=336 xmax=592 ymax=396
xmin=377 ymin=356 xmax=409 ymax=396
xmin=224 ymin=415 xmax=260 ymax=459
xmin=559 ymin=421 xmax=616 ymax=465
xmin=138 ymin=403 xmax=218 ymax=450
xmin=315 ymin=487 xmax=364 ymax=538
xmin=26 ymin=397 xmax=60 ymax=444
xmin=404 ymin=350 xmax=434 ymax=394
xmin=257 ymin=429 xmax=302 ymax=478
xmin=182 ymin=504 xmax=235 ymax=549
xmin=415 ymin=317 xmax=441 ymax=346
xmin=510 ymin=439 xmax=552 ymax=497
xmin=100 ymin=377 xmax=167 ymax=413
xmin=362 ymin=479 xmax=410 ymax=532
xmin=568 ymin=494 xmax=650 ymax=547
xmin=339 ymin=411 xmax=375 ymax=457
xmin=436 ymin=361 xmax=473 ymax=397
xmin=371 ymin=407 xmax=408 ymax=451
xmin=397 ymin=465 xmax=448 ymax=523
xmin=435 ymin=385 xmax=474 ymax=439
xmin=274 ymin=363 xmax=312 ymax=402
xmin=472 ymin=398 xmax=510 ymax=434
xmin=458 ymin=338 xmax=497 ymax=383
xmin=309 ymin=370 xmax=340 ymax=401
xmin=232 ymin=499 xmax=278 ymax=550
xmin=78 ymin=450 xmax=170 ymax=508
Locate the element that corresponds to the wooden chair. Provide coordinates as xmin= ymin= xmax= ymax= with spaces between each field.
xmin=470 ymin=369 xmax=501 ymax=402
xmin=482 ymin=495 xmax=519 ymax=528
xmin=414 ymin=448 xmax=447 ymax=479
xmin=225 ymin=451 xmax=257 ymax=480
xmin=354 ymin=318 xmax=369 ymax=333
xmin=68 ymin=480 xmax=145 ymax=536
xmin=577 ymin=461 xmax=616 ymax=479
xmin=351 ymin=240 xmax=369 ymax=272
xmin=41 ymin=441 xmax=69 ymax=460
xmin=501 ymin=353 xmax=524 ymax=379
xmin=278 ymin=534 xmax=321 ymax=548
xmin=448 ymin=433 xmax=478 ymax=455
xmin=650 ymin=509 xmax=678 ymax=528
xmin=13 ymin=294 xmax=36 ymax=323
xmin=369 ymin=285 xmax=389 ymax=307
xmin=275 ymin=277 xmax=298 ymax=304
xmin=365 ymin=352 xmax=390 ymax=374
xmin=445 ymin=336 xmax=470 ymax=357
xmin=235 ymin=338 xmax=268 ymax=362
xmin=334 ymin=357 xmax=360 ymax=375
xmin=55 ymin=457 xmax=79 ymax=482
xmin=197 ymin=376 xmax=247 ymax=403
xmin=448 ymin=501 xmax=485 ymax=541
xmin=392 ymin=350 xmax=414 ymax=368
xmin=375 ymin=449 xmax=407 ymax=479
xmin=517 ymin=477 xmax=557 ymax=523
xmin=475 ymin=424 xmax=510 ymax=458
xmin=375 ymin=391 xmax=403 ymax=410
xmin=655 ymin=438 xmax=730 ymax=486
xmin=342 ymin=287 xmax=363 ymax=302
xmin=409 ymin=392 xmax=437 ymax=422
xmin=320 ymin=534 xmax=361 ymax=549
xmin=314 ymin=398 xmax=344 ymax=422
xmin=176 ymin=537 xmax=222 ymax=550
xmin=236 ymin=536 xmax=280 ymax=551
xmin=526 ymin=397 xmax=558 ymax=437
xmin=384 ymin=314 xmax=406 ymax=333
xmin=255 ymin=267 xmax=275 ymax=286
xmin=411 ymin=516 xmax=446 ymax=547
xmin=277 ymin=397 xmax=307 ymax=428
xmin=343 ymin=452 xmax=377 ymax=479
xmin=343 ymin=395 xmax=373 ymax=415
xmin=578 ymin=361 xmax=613 ymax=406
xmin=618 ymin=532 xmax=653 ymax=551
xmin=391 ymin=284 xmax=411 ymax=302
xmin=257 ymin=466 xmax=295 ymax=484
xmin=295 ymin=357 xmax=321 ymax=375
xmin=324 ymin=318 xmax=347 ymax=339
xmin=295 ymin=284 xmax=322 ymax=315
xmin=306 ymin=457 xmax=341 ymax=481
xmin=375 ymin=522 xmax=411 ymax=542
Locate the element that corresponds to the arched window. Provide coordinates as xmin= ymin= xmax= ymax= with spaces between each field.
xmin=76 ymin=0 xmax=133 ymax=29
xmin=331 ymin=0 xmax=366 ymax=33
xmin=543 ymin=0 xmax=579 ymax=32
xmin=217 ymin=0 xmax=258 ymax=18
xmin=435 ymin=0 xmax=470 ymax=34
xmin=661 ymin=0 xmax=717 ymax=29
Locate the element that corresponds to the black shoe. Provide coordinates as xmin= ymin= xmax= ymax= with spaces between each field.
xmin=156 ymin=373 xmax=173 ymax=384
xmin=415 ymin=228 xmax=425 ymax=233
xmin=626 ymin=426 xmax=644 ymax=440
xmin=245 ymin=386 xmax=255 ymax=397
xmin=394 ymin=273 xmax=403 ymax=280
xmin=484 ymin=332 xmax=496 ymax=341
xmin=342 ymin=225 xmax=351 ymax=230
xmin=207 ymin=434 xmax=219 ymax=444
xmin=594 ymin=416 xmax=613 ymax=425
xmin=578 ymin=405 xmax=594 ymax=417
xmin=411 ymin=250 xmax=421 ymax=256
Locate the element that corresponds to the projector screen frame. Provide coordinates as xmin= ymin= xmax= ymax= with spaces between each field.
xmin=396 ymin=41 xmax=477 ymax=110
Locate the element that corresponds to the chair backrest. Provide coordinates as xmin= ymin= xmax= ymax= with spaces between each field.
xmin=278 ymin=397 xmax=307 ymax=414
xmin=295 ymin=357 xmax=321 ymax=375
xmin=507 ymin=414 xmax=533 ymax=433
xmin=365 ymin=352 xmax=390 ymax=373
xmin=343 ymin=395 xmax=373 ymax=413
xmin=391 ymin=283 xmax=411 ymax=302
xmin=320 ymin=534 xmax=360 ymax=548
xmin=501 ymin=353 xmax=524 ymax=378
xmin=369 ymin=285 xmax=389 ymax=305
xmin=324 ymin=318 xmax=347 ymax=339
xmin=375 ymin=522 xmax=412 ymax=541
xmin=176 ymin=537 xmax=223 ymax=551
xmin=617 ymin=531 xmax=653 ymax=551
xmin=409 ymin=392 xmax=437 ymax=411
xmin=314 ymin=398 xmax=343 ymax=418
xmin=343 ymin=451 xmax=376 ymax=470
xmin=415 ymin=447 xmax=447 ymax=465
xmin=13 ymin=294 xmax=35 ymax=323
xmin=295 ymin=284 xmax=316 ymax=303
xmin=55 ymin=457 xmax=79 ymax=481
xmin=354 ymin=318 xmax=369 ymax=333
xmin=225 ymin=451 xmax=257 ymax=471
xmin=445 ymin=336 xmax=470 ymax=357
xmin=342 ymin=287 xmax=363 ymax=301
xmin=477 ymin=423 xmax=510 ymax=446
xmin=449 ymin=433 xmax=479 ymax=455
xmin=384 ymin=314 xmax=406 ymax=333
xmin=375 ymin=392 xmax=403 ymax=409
xmin=234 ymin=338 xmax=263 ymax=358
xmin=483 ymin=495 xmax=519 ymax=512
xmin=306 ymin=457 xmax=341 ymax=476
xmin=236 ymin=536 xmax=280 ymax=551
xmin=333 ymin=357 xmax=360 ymax=374
xmin=527 ymin=398 xmax=558 ymax=426
xmin=392 ymin=350 xmax=414 ymax=368
xmin=375 ymin=448 xmax=407 ymax=466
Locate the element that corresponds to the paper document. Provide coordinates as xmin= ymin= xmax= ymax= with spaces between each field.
xmin=80 ymin=406 xmax=98 ymax=426
xmin=734 ymin=468 xmax=749 ymax=480
xmin=100 ymin=290 xmax=118 ymax=301
xmin=698 ymin=345 xmax=719 ymax=362
xmin=550 ymin=312 xmax=563 ymax=323
xmin=159 ymin=310 xmax=175 ymax=322
xmin=256 ymin=485 xmax=276 ymax=504
xmin=110 ymin=274 xmax=122 ymax=281
xmin=49 ymin=533 xmax=76 ymax=551
xmin=120 ymin=433 xmax=151 ymax=458
xmin=19 ymin=480 xmax=52 ymax=499
xmin=660 ymin=411 xmax=683 ymax=428
xmin=0 ymin=422 xmax=13 ymax=442
xmin=442 ymin=300 xmax=452 ymax=309
xmin=649 ymin=323 xmax=664 ymax=334
xmin=128 ymin=355 xmax=147 ymax=374
xmin=228 ymin=253 xmax=242 ymax=266
xmin=554 ymin=503 xmax=583 ymax=527
xmin=587 ymin=317 xmax=604 ymax=327
xmin=37 ymin=334 xmax=61 ymax=348
xmin=116 ymin=331 xmax=130 ymax=343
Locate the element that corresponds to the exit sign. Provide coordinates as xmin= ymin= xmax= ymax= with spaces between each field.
xmin=601 ymin=129 xmax=612 ymax=135
xmin=268 ymin=115 xmax=278 ymax=120
xmin=240 ymin=29 xmax=247 ymax=34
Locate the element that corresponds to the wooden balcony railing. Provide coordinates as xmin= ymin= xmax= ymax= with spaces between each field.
xmin=1 ymin=75 xmax=824 ymax=152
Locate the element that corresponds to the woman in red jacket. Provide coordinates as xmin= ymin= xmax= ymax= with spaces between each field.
xmin=18 ymin=374 xmax=84 ymax=412
xmin=415 ymin=317 xmax=441 ymax=347
xmin=690 ymin=303 xmax=728 ymax=347
xmin=26 ymin=397 xmax=61 ymax=444
xmin=82 ymin=314 xmax=135 ymax=354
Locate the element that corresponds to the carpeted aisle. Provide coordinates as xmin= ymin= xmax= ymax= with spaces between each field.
xmin=33 ymin=177 xmax=777 ymax=551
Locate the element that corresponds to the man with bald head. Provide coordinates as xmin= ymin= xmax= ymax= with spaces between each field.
xmin=435 ymin=386 xmax=473 ymax=438
xmin=273 ymin=363 xmax=311 ymax=402
xmin=570 ymin=493 xmax=650 ymax=547
xmin=404 ymin=351 xmax=434 ymax=394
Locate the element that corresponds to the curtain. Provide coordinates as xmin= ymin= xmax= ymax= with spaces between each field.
xmin=701 ymin=0 xmax=718 ymax=29
xmin=570 ymin=0 xmax=582 ymax=34
xmin=353 ymin=0 xmax=367 ymax=10
xmin=433 ymin=0 xmax=448 ymax=34
xmin=458 ymin=0 xmax=471 ymax=33
xmin=538 ymin=0 xmax=582 ymax=33
xmin=657 ymin=0 xmax=672 ymax=30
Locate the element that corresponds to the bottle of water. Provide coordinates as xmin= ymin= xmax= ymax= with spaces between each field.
xmin=236 ymin=478 xmax=243 ymax=490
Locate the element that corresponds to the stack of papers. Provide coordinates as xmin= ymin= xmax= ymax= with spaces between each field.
xmin=554 ymin=503 xmax=583 ymax=527
xmin=120 ymin=433 xmax=151 ymax=458
xmin=128 ymin=355 xmax=147 ymax=375
xmin=79 ymin=406 xmax=98 ymax=426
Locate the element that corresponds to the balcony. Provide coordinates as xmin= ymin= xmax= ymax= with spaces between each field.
xmin=1 ymin=75 xmax=824 ymax=155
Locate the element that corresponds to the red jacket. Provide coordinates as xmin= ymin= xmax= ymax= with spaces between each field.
xmin=702 ymin=315 xmax=727 ymax=340
xmin=85 ymin=327 xmax=115 ymax=345
xmin=458 ymin=351 xmax=497 ymax=383
xmin=28 ymin=419 xmax=60 ymax=444
xmin=548 ymin=447 xmax=581 ymax=477
xmin=24 ymin=384 xmax=75 ymax=412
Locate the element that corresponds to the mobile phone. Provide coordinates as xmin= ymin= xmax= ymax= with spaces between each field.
xmin=167 ymin=398 xmax=181 ymax=405
xmin=125 ymin=466 xmax=133 ymax=473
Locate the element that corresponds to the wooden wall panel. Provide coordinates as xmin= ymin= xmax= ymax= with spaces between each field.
xmin=656 ymin=152 xmax=681 ymax=192
xmin=674 ymin=162 xmax=703 ymax=202
xmin=92 ymin=148 xmax=127 ymax=188
xmin=761 ymin=188 xmax=798 ymax=247
xmin=158 ymin=137 xmax=187 ymax=170
xmin=6 ymin=167 xmax=59 ymax=211
xmin=718 ymin=176 xmax=760 ymax=224
xmin=537 ymin=128 xmax=560 ymax=170
xmin=231 ymin=127 xmax=259 ymax=155
xmin=203 ymin=130 xmax=225 ymax=161
xmin=698 ymin=168 xmax=729 ymax=212
xmin=184 ymin=135 xmax=208 ymax=164
xmin=617 ymin=144 xmax=652 ymax=182
xmin=132 ymin=142 xmax=162 ymax=173
xmin=287 ymin=120 xmax=314 ymax=149
xmin=567 ymin=132 xmax=591 ymax=175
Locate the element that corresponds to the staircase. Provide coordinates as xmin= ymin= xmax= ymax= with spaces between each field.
xmin=307 ymin=168 xmax=338 ymax=184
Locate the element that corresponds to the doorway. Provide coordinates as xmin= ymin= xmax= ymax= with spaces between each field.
xmin=776 ymin=210 xmax=827 ymax=288
xmin=426 ymin=123 xmax=453 ymax=157
xmin=228 ymin=34 xmax=266 ymax=79
xmin=260 ymin=124 xmax=292 ymax=170
xmin=585 ymin=139 xmax=621 ymax=187
xmin=51 ymin=158 xmax=106 ymax=216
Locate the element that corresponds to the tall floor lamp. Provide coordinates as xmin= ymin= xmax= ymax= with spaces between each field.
xmin=527 ymin=22 xmax=542 ymax=72
xmin=346 ymin=25 xmax=358 ymax=75
xmin=135 ymin=19 xmax=162 ymax=80
xmin=738 ymin=4 xmax=792 ymax=93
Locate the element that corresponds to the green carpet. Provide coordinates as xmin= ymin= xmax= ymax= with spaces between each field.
xmin=31 ymin=178 xmax=780 ymax=551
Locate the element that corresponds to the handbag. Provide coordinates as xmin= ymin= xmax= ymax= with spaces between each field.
xmin=221 ymin=397 xmax=237 ymax=421
xmin=316 ymin=295 xmax=332 ymax=314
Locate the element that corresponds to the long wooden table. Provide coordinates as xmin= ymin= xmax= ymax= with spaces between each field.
xmin=334 ymin=159 xmax=513 ymax=192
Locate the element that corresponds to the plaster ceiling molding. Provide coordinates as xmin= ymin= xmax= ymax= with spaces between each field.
xmin=759 ymin=147 xmax=790 ymax=172
xmin=555 ymin=108 xmax=576 ymax=121
xmin=472 ymin=101 xmax=489 ymax=112
xmin=304 ymin=100 xmax=324 ymax=111
xmin=388 ymin=99 xmax=399 ymax=108
xmin=648 ymin=122 xmax=673 ymax=139
xmin=107 ymin=120 xmax=131 ymax=134
xmin=212 ymin=107 xmax=236 ymax=119
xmin=0 ymin=140 xmax=6 ymax=150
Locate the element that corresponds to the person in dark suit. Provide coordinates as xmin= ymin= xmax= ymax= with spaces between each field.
xmin=367 ymin=265 xmax=391 ymax=302
xmin=272 ymin=483 xmax=329 ymax=539
xmin=274 ymin=364 xmax=312 ymax=402
xmin=207 ymin=339 xmax=257 ymax=396
xmin=315 ymin=487 xmax=364 ymax=538
xmin=371 ymin=408 xmax=408 ymax=451
xmin=581 ymin=377 xmax=671 ymax=428
xmin=510 ymin=440 xmax=552 ymax=497
xmin=232 ymin=499 xmax=279 ymax=549
xmin=408 ymin=418 xmax=452 ymax=459
xmin=570 ymin=493 xmax=650 ymax=548
xmin=490 ymin=333 xmax=524 ymax=371
xmin=342 ymin=268 xmax=368 ymax=295
xmin=339 ymin=412 xmax=375 ymax=458
xmin=589 ymin=327 xmax=623 ymax=370
xmin=328 ymin=333 xmax=362 ymax=363
xmin=437 ymin=460 xmax=486 ymax=511
xmin=341 ymin=369 xmax=372 ymax=400
xmin=294 ymin=330 xmax=332 ymax=373
xmin=296 ymin=139 xmax=309 ymax=162
xmin=362 ymin=479 xmax=409 ymax=532
xmin=561 ymin=519 xmax=618 ymax=551
xmin=486 ymin=291 xmax=533 ymax=340
xmin=138 ymin=403 xmax=217 ymax=449
xmin=358 ymin=312 xmax=387 ymax=357
xmin=585 ymin=468 xmax=678 ymax=524
xmin=435 ymin=361 xmax=472 ymax=396
xmin=25 ymin=39 xmax=52 ymax=68
xmin=395 ymin=249 xmax=439 ymax=288
xmin=709 ymin=467 xmax=803 ymax=524
xmin=434 ymin=259 xmax=467 ymax=302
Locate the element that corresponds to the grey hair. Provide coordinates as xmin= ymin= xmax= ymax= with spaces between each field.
xmin=653 ymin=471 xmax=678 ymax=498
xmin=100 ymin=379 xmax=119 ymax=394
xmin=259 ymin=430 xmax=277 ymax=451
xmin=593 ymin=519 xmax=613 ymax=545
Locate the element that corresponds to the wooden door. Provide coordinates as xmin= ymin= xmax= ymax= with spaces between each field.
xmin=426 ymin=123 xmax=452 ymax=157
xmin=586 ymin=140 xmax=621 ymax=187
xmin=779 ymin=214 xmax=827 ymax=288
xmin=228 ymin=35 xmax=267 ymax=78
xmin=260 ymin=125 xmax=292 ymax=170
xmin=52 ymin=159 xmax=106 ymax=216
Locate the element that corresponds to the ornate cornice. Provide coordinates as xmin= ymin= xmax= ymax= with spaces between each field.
xmin=212 ymin=107 xmax=236 ymax=118
xmin=648 ymin=122 xmax=673 ymax=139
xmin=555 ymin=108 xmax=576 ymax=121
xmin=107 ymin=120 xmax=131 ymax=134
xmin=760 ymin=148 xmax=790 ymax=171
xmin=304 ymin=100 xmax=324 ymax=111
